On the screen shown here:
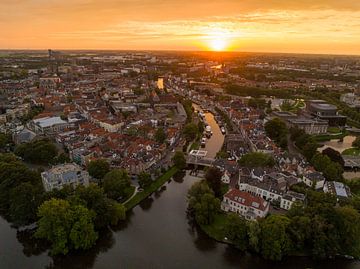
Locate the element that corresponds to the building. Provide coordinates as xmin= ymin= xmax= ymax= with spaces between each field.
xmin=221 ymin=189 xmax=269 ymax=220
xmin=30 ymin=116 xmax=70 ymax=134
xmin=280 ymin=191 xmax=306 ymax=210
xmin=306 ymin=100 xmax=346 ymax=126
xmin=41 ymin=163 xmax=89 ymax=192
xmin=272 ymin=111 xmax=328 ymax=134
xmin=302 ymin=171 xmax=325 ymax=190
xmin=323 ymin=181 xmax=351 ymax=199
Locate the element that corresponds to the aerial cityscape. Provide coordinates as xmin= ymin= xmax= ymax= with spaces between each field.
xmin=1 ymin=1 xmax=360 ymax=269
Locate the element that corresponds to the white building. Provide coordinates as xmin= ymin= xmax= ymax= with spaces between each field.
xmin=302 ymin=172 xmax=325 ymax=190
xmin=221 ymin=189 xmax=269 ymax=220
xmin=41 ymin=163 xmax=90 ymax=192
xmin=280 ymin=191 xmax=306 ymax=210
xmin=31 ymin=116 xmax=70 ymax=134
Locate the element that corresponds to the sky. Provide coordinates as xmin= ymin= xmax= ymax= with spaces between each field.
xmin=1 ymin=0 xmax=360 ymax=54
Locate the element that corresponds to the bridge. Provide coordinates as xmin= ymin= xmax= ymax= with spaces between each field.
xmin=186 ymin=150 xmax=215 ymax=167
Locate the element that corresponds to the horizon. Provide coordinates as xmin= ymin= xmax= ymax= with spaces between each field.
xmin=1 ymin=1 xmax=360 ymax=55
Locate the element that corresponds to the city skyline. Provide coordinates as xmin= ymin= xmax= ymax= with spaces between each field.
xmin=1 ymin=0 xmax=360 ymax=54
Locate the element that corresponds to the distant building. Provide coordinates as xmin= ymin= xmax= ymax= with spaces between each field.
xmin=306 ymin=100 xmax=346 ymax=126
xmin=221 ymin=189 xmax=269 ymax=220
xmin=272 ymin=111 xmax=328 ymax=134
xmin=41 ymin=163 xmax=89 ymax=192
xmin=323 ymin=181 xmax=351 ymax=199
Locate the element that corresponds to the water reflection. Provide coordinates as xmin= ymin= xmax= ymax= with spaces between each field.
xmin=139 ymin=197 xmax=154 ymax=211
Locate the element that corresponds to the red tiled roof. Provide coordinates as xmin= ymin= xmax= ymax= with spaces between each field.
xmin=224 ymin=189 xmax=268 ymax=211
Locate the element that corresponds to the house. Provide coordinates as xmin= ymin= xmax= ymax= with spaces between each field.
xmin=221 ymin=189 xmax=269 ymax=220
xmin=302 ymin=171 xmax=325 ymax=190
xmin=41 ymin=163 xmax=90 ymax=192
xmin=323 ymin=181 xmax=351 ymax=199
xmin=280 ymin=191 xmax=306 ymax=210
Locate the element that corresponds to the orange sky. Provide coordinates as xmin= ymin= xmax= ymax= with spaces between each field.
xmin=1 ymin=0 xmax=360 ymax=54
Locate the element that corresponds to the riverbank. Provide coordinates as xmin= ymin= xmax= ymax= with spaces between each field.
xmin=124 ymin=166 xmax=178 ymax=210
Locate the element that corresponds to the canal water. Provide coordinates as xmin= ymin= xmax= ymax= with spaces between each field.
xmin=1 ymin=173 xmax=359 ymax=269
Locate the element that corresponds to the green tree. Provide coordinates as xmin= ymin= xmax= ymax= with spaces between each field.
xmin=303 ymin=142 xmax=319 ymax=161
xmin=193 ymin=193 xmax=220 ymax=225
xmin=155 ymin=128 xmax=167 ymax=144
xmin=322 ymin=147 xmax=344 ymax=167
xmin=260 ymin=215 xmax=292 ymax=261
xmin=103 ymin=169 xmax=131 ymax=200
xmin=352 ymin=136 xmax=360 ymax=148
xmin=238 ymin=152 xmax=275 ymax=168
xmin=14 ymin=139 xmax=58 ymax=164
xmin=138 ymin=172 xmax=152 ymax=189
xmin=9 ymin=183 xmax=43 ymax=226
xmin=87 ymin=159 xmax=110 ymax=180
xmin=172 ymin=151 xmax=186 ymax=170
xmin=265 ymin=118 xmax=288 ymax=149
xmin=247 ymin=221 xmax=261 ymax=252
xmin=225 ymin=214 xmax=248 ymax=251
xmin=205 ymin=166 xmax=223 ymax=197
xmin=35 ymin=198 xmax=98 ymax=255
xmin=183 ymin=123 xmax=199 ymax=141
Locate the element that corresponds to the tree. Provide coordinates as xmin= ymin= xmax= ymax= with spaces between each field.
xmin=138 ymin=172 xmax=152 ymax=189
xmin=225 ymin=214 xmax=248 ymax=251
xmin=172 ymin=151 xmax=186 ymax=170
xmin=14 ymin=139 xmax=58 ymax=164
xmin=35 ymin=198 xmax=98 ymax=255
xmin=260 ymin=215 xmax=292 ymax=261
xmin=75 ymin=184 xmax=125 ymax=228
xmin=87 ymin=159 xmax=110 ymax=180
xmin=352 ymin=136 xmax=360 ymax=148
xmin=183 ymin=123 xmax=199 ymax=141
xmin=264 ymin=118 xmax=288 ymax=149
xmin=322 ymin=148 xmax=344 ymax=167
xmin=303 ymin=142 xmax=319 ymax=161
xmin=9 ymin=183 xmax=43 ymax=226
xmin=238 ymin=152 xmax=275 ymax=168
xmin=247 ymin=221 xmax=261 ymax=252
xmin=155 ymin=128 xmax=166 ymax=144
xmin=205 ymin=167 xmax=223 ymax=197
xmin=0 ymin=133 xmax=12 ymax=150
xmin=193 ymin=193 xmax=220 ymax=225
xmin=103 ymin=169 xmax=131 ymax=200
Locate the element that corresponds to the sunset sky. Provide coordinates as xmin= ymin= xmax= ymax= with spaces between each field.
xmin=1 ymin=0 xmax=360 ymax=54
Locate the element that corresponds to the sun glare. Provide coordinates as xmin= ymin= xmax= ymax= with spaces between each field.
xmin=209 ymin=39 xmax=227 ymax=51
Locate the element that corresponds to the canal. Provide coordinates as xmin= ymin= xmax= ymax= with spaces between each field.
xmin=1 ymin=173 xmax=359 ymax=269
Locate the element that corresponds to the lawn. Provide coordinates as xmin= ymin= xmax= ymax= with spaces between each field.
xmin=124 ymin=166 xmax=178 ymax=210
xmin=327 ymin=127 xmax=342 ymax=134
xmin=200 ymin=213 xmax=230 ymax=243
xmin=342 ymin=147 xmax=360 ymax=156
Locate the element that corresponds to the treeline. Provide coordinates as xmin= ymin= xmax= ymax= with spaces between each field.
xmin=225 ymin=84 xmax=296 ymax=99
xmin=188 ymin=178 xmax=360 ymax=261
xmin=0 ymin=154 xmax=130 ymax=255
xmin=215 ymin=107 xmax=233 ymax=132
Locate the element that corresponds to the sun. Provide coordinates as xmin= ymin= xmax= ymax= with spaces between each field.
xmin=209 ymin=39 xmax=228 ymax=51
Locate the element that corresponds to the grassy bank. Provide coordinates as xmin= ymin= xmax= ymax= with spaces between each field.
xmin=124 ymin=166 xmax=178 ymax=210
xmin=199 ymin=213 xmax=231 ymax=243
xmin=342 ymin=148 xmax=360 ymax=156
